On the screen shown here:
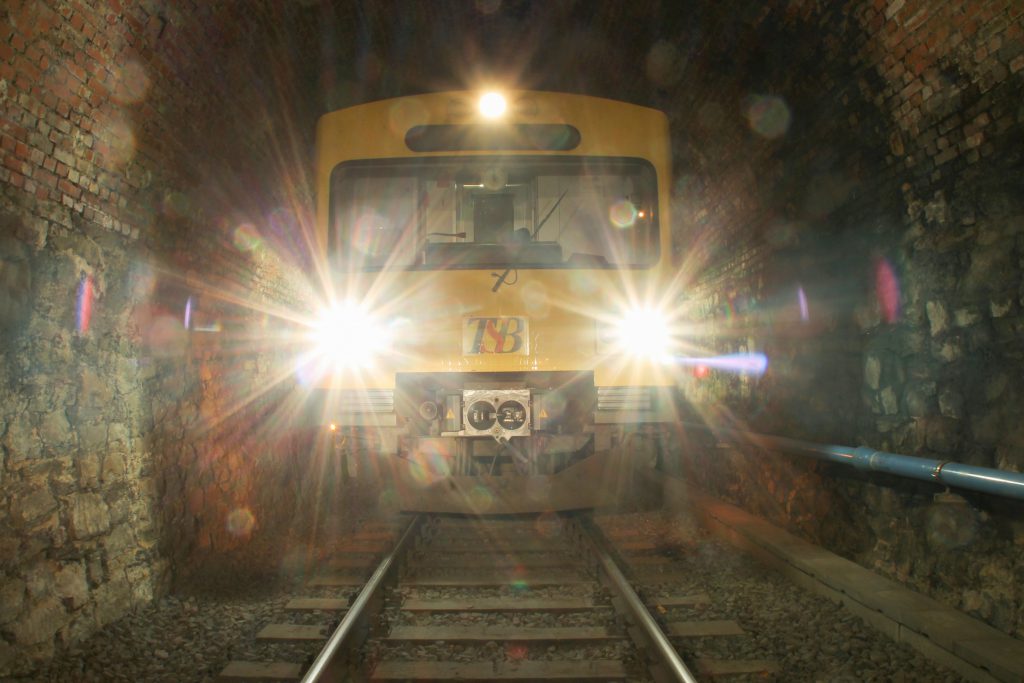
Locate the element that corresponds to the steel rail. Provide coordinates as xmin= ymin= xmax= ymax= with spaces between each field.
xmin=301 ymin=514 xmax=423 ymax=683
xmin=681 ymin=421 xmax=1024 ymax=501
xmin=577 ymin=515 xmax=699 ymax=683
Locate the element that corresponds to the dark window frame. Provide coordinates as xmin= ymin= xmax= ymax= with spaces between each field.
xmin=327 ymin=155 xmax=660 ymax=272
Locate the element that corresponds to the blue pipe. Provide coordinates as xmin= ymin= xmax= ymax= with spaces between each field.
xmin=693 ymin=427 xmax=1024 ymax=502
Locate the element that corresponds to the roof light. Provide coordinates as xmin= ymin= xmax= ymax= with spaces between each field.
xmin=478 ymin=92 xmax=507 ymax=119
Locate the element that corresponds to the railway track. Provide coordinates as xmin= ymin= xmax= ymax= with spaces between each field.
xmin=369 ymin=515 xmax=647 ymax=681
xmin=217 ymin=512 xmax=784 ymax=682
xmin=593 ymin=514 xmax=779 ymax=681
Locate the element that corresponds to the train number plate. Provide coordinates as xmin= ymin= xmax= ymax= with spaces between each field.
xmin=463 ymin=317 xmax=529 ymax=355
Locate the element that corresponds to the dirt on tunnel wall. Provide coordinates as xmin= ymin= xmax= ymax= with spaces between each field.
xmin=2 ymin=0 xmax=1023 ymax=673
xmin=666 ymin=0 xmax=1024 ymax=640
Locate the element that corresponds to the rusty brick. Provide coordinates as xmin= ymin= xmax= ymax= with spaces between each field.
xmin=58 ymin=178 xmax=80 ymax=198
xmin=68 ymin=62 xmax=88 ymax=84
xmin=900 ymin=79 xmax=924 ymax=99
xmin=3 ymin=154 xmax=26 ymax=174
xmin=33 ymin=166 xmax=58 ymax=188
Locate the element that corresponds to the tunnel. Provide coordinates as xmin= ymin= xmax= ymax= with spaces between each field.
xmin=0 ymin=1 xmax=1022 ymax=681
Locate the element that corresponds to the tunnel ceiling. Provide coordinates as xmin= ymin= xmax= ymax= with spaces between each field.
xmin=227 ymin=1 xmax=783 ymax=117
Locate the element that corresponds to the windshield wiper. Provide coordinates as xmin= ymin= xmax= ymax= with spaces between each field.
xmin=531 ymin=189 xmax=568 ymax=241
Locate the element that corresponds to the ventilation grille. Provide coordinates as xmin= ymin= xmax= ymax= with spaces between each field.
xmin=339 ymin=389 xmax=394 ymax=413
xmin=597 ymin=386 xmax=653 ymax=412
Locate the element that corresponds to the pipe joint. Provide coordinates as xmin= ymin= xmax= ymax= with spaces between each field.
xmin=852 ymin=446 xmax=880 ymax=471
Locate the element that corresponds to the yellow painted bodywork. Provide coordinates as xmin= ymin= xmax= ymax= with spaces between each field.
xmin=314 ymin=91 xmax=673 ymax=389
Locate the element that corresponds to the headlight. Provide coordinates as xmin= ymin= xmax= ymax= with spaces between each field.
xmin=310 ymin=301 xmax=393 ymax=369
xmin=478 ymin=91 xmax=507 ymax=119
xmin=601 ymin=307 xmax=673 ymax=359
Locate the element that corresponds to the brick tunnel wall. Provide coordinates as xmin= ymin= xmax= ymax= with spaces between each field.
xmin=3 ymin=0 xmax=1022 ymax=671
xmin=668 ymin=1 xmax=1024 ymax=638
xmin=0 ymin=0 xmax=325 ymax=673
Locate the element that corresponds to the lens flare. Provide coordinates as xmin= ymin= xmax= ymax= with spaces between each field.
xmin=609 ymin=199 xmax=638 ymax=228
xmin=645 ymin=40 xmax=683 ymax=87
xmin=76 ymin=275 xmax=93 ymax=333
xmin=378 ymin=486 xmax=397 ymax=509
xmin=506 ymin=643 xmax=528 ymax=660
xmin=673 ymin=353 xmax=768 ymax=376
xmin=568 ymin=271 xmax=599 ymax=296
xmin=520 ymin=280 xmax=550 ymax=318
xmin=184 ymin=296 xmax=193 ymax=330
xmin=876 ymin=258 xmax=901 ymax=323
xmin=797 ymin=286 xmax=809 ymax=322
xmin=474 ymin=0 xmax=501 ymax=14
xmin=161 ymin=190 xmax=190 ymax=219
xmin=534 ymin=511 xmax=561 ymax=537
xmin=95 ymin=111 xmax=136 ymax=169
xmin=352 ymin=212 xmax=388 ymax=256
xmin=468 ymin=484 xmax=495 ymax=511
xmin=388 ymin=99 xmax=429 ymax=136
xmin=233 ymin=223 xmax=262 ymax=251
xmin=746 ymin=95 xmax=791 ymax=139
xmin=407 ymin=445 xmax=452 ymax=487
xmin=226 ymin=508 xmax=256 ymax=537
xmin=111 ymin=60 xmax=151 ymax=105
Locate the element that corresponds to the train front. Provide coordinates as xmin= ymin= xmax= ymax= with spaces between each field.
xmin=307 ymin=90 xmax=678 ymax=513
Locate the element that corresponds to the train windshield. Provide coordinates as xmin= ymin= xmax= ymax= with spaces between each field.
xmin=329 ymin=156 xmax=658 ymax=271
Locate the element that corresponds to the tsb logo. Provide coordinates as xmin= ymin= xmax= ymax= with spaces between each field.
xmin=463 ymin=317 xmax=529 ymax=354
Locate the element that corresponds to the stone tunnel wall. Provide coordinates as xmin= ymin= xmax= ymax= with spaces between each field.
xmin=0 ymin=0 xmax=323 ymax=673
xmin=668 ymin=1 xmax=1024 ymax=638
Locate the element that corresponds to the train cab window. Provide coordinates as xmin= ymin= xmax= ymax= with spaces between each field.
xmin=472 ymin=194 xmax=515 ymax=244
xmin=329 ymin=156 xmax=658 ymax=271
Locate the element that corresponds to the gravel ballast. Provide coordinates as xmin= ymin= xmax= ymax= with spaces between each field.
xmin=10 ymin=511 xmax=970 ymax=681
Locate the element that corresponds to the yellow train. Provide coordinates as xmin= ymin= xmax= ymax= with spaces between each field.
xmin=306 ymin=90 xmax=679 ymax=513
